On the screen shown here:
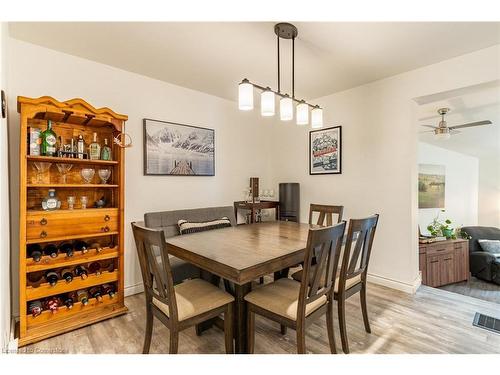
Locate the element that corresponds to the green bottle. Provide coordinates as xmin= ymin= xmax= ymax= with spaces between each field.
xmin=41 ymin=120 xmax=57 ymax=156
xmin=100 ymin=138 xmax=112 ymax=161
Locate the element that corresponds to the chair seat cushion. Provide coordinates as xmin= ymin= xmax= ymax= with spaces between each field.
xmin=153 ymin=278 xmax=234 ymax=321
xmin=244 ymin=278 xmax=327 ymax=320
xmin=291 ymin=266 xmax=362 ymax=292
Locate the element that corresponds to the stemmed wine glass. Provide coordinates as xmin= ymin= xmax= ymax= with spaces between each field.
xmin=98 ymin=169 xmax=111 ymax=184
xmin=80 ymin=168 xmax=95 ymax=184
xmin=56 ymin=163 xmax=73 ymax=184
xmin=32 ymin=162 xmax=52 ymax=184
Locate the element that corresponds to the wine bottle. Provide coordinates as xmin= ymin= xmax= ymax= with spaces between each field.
xmin=76 ymin=289 xmax=89 ymax=306
xmin=27 ymin=272 xmax=44 ymax=288
xmin=101 ymin=283 xmax=116 ymax=298
xmin=59 ymin=242 xmax=74 ymax=257
xmin=62 ymin=294 xmax=74 ymax=310
xmin=89 ymin=286 xmax=103 ymax=302
xmin=90 ymin=242 xmax=102 ymax=253
xmin=77 ymin=134 xmax=85 ymax=159
xmin=74 ymin=265 xmax=88 ymax=280
xmin=27 ymin=244 xmax=42 ymax=262
xmin=28 ymin=300 xmax=43 ymax=317
xmin=88 ymin=261 xmax=102 ymax=275
xmin=100 ymin=260 xmax=115 ymax=273
xmin=101 ymin=138 xmax=112 ymax=161
xmin=44 ymin=296 xmax=61 ymax=314
xmin=89 ymin=132 xmax=101 ymax=160
xmin=43 ymin=244 xmax=58 ymax=258
xmin=40 ymin=120 xmax=57 ymax=157
xmin=74 ymin=240 xmax=89 ymax=254
xmin=44 ymin=270 xmax=59 ymax=286
xmin=60 ymin=268 xmax=74 ymax=283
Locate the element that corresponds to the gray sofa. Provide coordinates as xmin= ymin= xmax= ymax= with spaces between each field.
xmin=462 ymin=226 xmax=500 ymax=285
xmin=141 ymin=206 xmax=236 ymax=284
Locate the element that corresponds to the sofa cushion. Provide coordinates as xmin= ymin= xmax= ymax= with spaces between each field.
xmin=478 ymin=239 xmax=500 ymax=255
xmin=461 ymin=226 xmax=500 ymax=253
xmin=178 ymin=217 xmax=232 ymax=235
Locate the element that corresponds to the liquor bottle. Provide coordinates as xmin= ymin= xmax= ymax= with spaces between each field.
xmin=62 ymin=294 xmax=74 ymax=310
xmin=27 ymin=272 xmax=44 ymax=288
xmin=77 ymin=134 xmax=85 ymax=159
xmin=44 ymin=270 xmax=59 ymax=286
xmin=76 ymin=289 xmax=89 ymax=306
xmin=44 ymin=296 xmax=61 ymax=314
xmin=101 ymin=138 xmax=112 ymax=161
xmin=27 ymin=244 xmax=42 ymax=262
xmin=40 ymin=120 xmax=57 ymax=157
xmin=90 ymin=242 xmax=103 ymax=253
xmin=60 ymin=267 xmax=74 ymax=283
xmin=28 ymin=300 xmax=43 ymax=317
xmin=41 ymin=189 xmax=61 ymax=211
xmin=89 ymin=286 xmax=103 ymax=302
xmin=74 ymin=240 xmax=89 ymax=254
xmin=89 ymin=132 xmax=101 ymax=160
xmin=88 ymin=261 xmax=102 ymax=275
xmin=101 ymin=283 xmax=116 ymax=298
xmin=43 ymin=244 xmax=59 ymax=258
xmin=74 ymin=265 xmax=88 ymax=280
xmin=59 ymin=242 xmax=74 ymax=257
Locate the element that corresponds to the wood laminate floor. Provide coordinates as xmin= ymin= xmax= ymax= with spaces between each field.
xmin=23 ymin=282 xmax=500 ymax=354
xmin=439 ymin=277 xmax=500 ymax=304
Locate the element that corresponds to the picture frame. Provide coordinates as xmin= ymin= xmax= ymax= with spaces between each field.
xmin=309 ymin=126 xmax=342 ymax=175
xmin=143 ymin=118 xmax=215 ymax=176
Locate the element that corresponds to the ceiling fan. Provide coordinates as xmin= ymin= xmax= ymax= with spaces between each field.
xmin=420 ymin=108 xmax=492 ymax=140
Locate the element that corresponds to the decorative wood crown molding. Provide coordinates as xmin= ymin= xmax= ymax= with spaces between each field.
xmin=17 ymin=96 xmax=128 ymax=121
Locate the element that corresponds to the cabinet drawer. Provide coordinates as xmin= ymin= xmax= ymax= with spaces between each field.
xmin=26 ymin=208 xmax=119 ymax=241
xmin=426 ymin=244 xmax=453 ymax=256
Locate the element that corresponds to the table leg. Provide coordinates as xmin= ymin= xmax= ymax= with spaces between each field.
xmin=233 ymin=282 xmax=252 ymax=354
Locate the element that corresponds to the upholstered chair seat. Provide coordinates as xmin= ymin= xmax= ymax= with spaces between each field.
xmin=244 ymin=278 xmax=327 ymax=320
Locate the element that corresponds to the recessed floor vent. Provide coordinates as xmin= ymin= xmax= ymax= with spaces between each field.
xmin=473 ymin=312 xmax=500 ymax=334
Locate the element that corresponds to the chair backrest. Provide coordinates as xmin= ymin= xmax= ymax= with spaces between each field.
xmin=309 ymin=204 xmax=344 ymax=226
xmin=337 ymin=214 xmax=379 ymax=292
xmin=298 ymin=221 xmax=346 ymax=315
xmin=131 ymin=222 xmax=179 ymax=321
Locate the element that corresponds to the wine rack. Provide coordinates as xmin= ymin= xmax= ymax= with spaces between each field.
xmin=18 ymin=96 xmax=128 ymax=346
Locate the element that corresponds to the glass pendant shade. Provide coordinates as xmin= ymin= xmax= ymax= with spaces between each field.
xmin=296 ymin=102 xmax=309 ymax=125
xmin=311 ymin=107 xmax=323 ymax=128
xmin=435 ymin=131 xmax=451 ymax=140
xmin=280 ymin=96 xmax=293 ymax=121
xmin=238 ymin=81 xmax=254 ymax=110
xmin=261 ymin=89 xmax=275 ymax=117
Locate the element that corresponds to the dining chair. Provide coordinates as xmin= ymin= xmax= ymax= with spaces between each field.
xmin=309 ymin=203 xmax=344 ymax=226
xmin=245 ymin=221 xmax=346 ymax=354
xmin=131 ymin=222 xmax=235 ymax=354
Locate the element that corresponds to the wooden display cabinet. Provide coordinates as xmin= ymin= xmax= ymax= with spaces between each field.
xmin=17 ymin=96 xmax=128 ymax=346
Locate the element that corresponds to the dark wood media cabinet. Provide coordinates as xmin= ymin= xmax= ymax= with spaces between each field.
xmin=419 ymin=239 xmax=469 ymax=287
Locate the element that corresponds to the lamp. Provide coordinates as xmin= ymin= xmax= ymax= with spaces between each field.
xmin=238 ymin=79 xmax=253 ymax=111
xmin=280 ymin=95 xmax=293 ymax=121
xmin=296 ymin=101 xmax=309 ymax=125
xmin=261 ymin=88 xmax=275 ymax=117
xmin=311 ymin=106 xmax=323 ymax=128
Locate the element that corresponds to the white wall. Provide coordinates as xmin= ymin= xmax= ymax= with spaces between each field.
xmin=268 ymin=45 xmax=500 ymax=292
xmin=478 ymin=156 xmax=500 ymax=228
xmin=7 ymin=39 xmax=273 ymax=316
xmin=417 ymin=142 xmax=478 ymax=233
xmin=0 ymin=23 xmax=11 ymax=349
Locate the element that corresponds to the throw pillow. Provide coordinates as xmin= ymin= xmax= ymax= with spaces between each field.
xmin=478 ymin=239 xmax=500 ymax=255
xmin=178 ymin=217 xmax=232 ymax=235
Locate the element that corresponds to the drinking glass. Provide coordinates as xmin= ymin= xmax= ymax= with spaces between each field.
xmin=67 ymin=196 xmax=76 ymax=210
xmin=80 ymin=168 xmax=95 ymax=184
xmin=56 ymin=163 xmax=73 ymax=184
xmin=269 ymin=189 xmax=275 ymax=198
xmin=80 ymin=196 xmax=88 ymax=209
xmin=32 ymin=162 xmax=52 ymax=184
xmin=98 ymin=168 xmax=111 ymax=184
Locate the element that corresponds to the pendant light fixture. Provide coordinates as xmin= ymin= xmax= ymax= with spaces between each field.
xmin=238 ymin=23 xmax=323 ymax=128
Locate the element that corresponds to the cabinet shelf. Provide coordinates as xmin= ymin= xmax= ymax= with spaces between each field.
xmin=27 ymin=184 xmax=119 ymax=188
xmin=26 ymin=231 xmax=119 ymax=245
xmin=26 ymin=270 xmax=119 ymax=301
xmin=27 ymin=155 xmax=118 ymax=166
xmin=26 ymin=246 xmax=119 ymax=272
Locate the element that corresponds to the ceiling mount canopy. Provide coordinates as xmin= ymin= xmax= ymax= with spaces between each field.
xmin=238 ymin=23 xmax=323 ymax=128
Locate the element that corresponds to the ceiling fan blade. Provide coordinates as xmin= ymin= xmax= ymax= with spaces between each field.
xmin=450 ymin=129 xmax=461 ymax=135
xmin=449 ymin=120 xmax=492 ymax=130
xmin=420 ymin=125 xmax=438 ymax=129
xmin=419 ymin=130 xmax=435 ymax=134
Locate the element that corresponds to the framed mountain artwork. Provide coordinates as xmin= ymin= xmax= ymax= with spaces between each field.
xmin=309 ymin=126 xmax=342 ymax=175
xmin=143 ymin=119 xmax=215 ymax=176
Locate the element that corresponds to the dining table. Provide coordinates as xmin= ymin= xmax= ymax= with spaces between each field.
xmin=165 ymin=220 xmax=313 ymax=354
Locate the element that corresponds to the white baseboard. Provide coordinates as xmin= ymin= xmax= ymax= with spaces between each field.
xmin=124 ymin=282 xmax=144 ymax=297
xmin=367 ymin=272 xmax=421 ymax=294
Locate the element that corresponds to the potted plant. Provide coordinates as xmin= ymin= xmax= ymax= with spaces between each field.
xmin=426 ymin=210 xmax=456 ymax=239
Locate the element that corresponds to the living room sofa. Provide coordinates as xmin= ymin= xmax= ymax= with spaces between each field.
xmin=462 ymin=226 xmax=500 ymax=285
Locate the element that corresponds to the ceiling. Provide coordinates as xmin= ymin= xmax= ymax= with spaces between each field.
xmin=9 ymin=22 xmax=500 ymax=101
xmin=418 ymin=82 xmax=500 ymax=159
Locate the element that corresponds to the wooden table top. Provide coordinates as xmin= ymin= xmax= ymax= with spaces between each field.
xmin=166 ymin=221 xmax=313 ymax=284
